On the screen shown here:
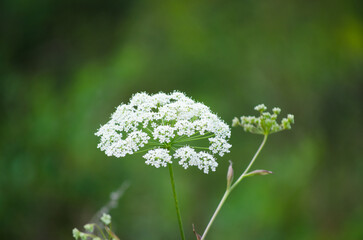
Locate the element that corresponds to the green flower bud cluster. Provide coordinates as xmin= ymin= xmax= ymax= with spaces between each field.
xmin=73 ymin=213 xmax=118 ymax=240
xmin=232 ymin=104 xmax=294 ymax=135
xmin=100 ymin=213 xmax=111 ymax=225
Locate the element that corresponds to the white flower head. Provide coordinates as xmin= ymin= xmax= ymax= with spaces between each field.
xmin=95 ymin=91 xmax=231 ymax=173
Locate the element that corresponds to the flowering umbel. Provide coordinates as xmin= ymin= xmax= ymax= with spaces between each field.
xmin=95 ymin=91 xmax=231 ymax=173
xmin=232 ymin=104 xmax=294 ymax=135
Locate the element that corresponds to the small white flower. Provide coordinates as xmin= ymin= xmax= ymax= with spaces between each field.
xmin=173 ymin=146 xmax=199 ymax=169
xmin=208 ymin=137 xmax=232 ymax=157
xmin=198 ymin=152 xmax=218 ymax=174
xmin=153 ymin=126 xmax=176 ymax=143
xmin=143 ymin=148 xmax=172 ymax=168
xmin=272 ymin=107 xmax=281 ymax=115
xmin=101 ymin=213 xmax=111 ymax=225
xmin=254 ymin=104 xmax=267 ymax=112
xmin=174 ymin=120 xmax=195 ymax=136
xmin=96 ymin=91 xmax=231 ymax=173
xmin=84 ymin=223 xmax=94 ymax=233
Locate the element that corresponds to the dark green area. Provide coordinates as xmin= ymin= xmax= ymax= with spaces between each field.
xmin=1 ymin=0 xmax=362 ymax=239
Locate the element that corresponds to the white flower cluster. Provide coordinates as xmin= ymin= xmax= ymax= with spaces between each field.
xmin=144 ymin=148 xmax=172 ymax=168
xmin=173 ymin=146 xmax=218 ymax=174
xmin=95 ymin=91 xmax=231 ymax=173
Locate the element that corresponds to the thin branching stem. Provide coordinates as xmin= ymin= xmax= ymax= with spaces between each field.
xmin=134 ymin=147 xmax=157 ymax=154
xmin=95 ymin=224 xmax=107 ymax=240
xmin=174 ymin=134 xmax=214 ymax=143
xmin=229 ymin=134 xmax=268 ymax=191
xmin=200 ymin=134 xmax=268 ymax=240
xmin=173 ymin=144 xmax=210 ymax=150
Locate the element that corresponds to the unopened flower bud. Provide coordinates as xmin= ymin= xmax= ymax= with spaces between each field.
xmin=272 ymin=107 xmax=281 ymax=115
xmin=254 ymin=104 xmax=267 ymax=112
xmin=84 ymin=223 xmax=95 ymax=233
xmin=72 ymin=228 xmax=81 ymax=240
xmin=227 ymin=160 xmax=234 ymax=188
xmin=245 ymin=169 xmax=273 ymax=178
xmin=101 ymin=213 xmax=111 ymax=225
xmin=287 ymin=114 xmax=294 ymax=123
xmin=232 ymin=117 xmax=240 ymax=127
xmin=282 ymin=118 xmax=291 ymax=129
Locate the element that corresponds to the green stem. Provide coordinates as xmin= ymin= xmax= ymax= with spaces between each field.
xmin=175 ymin=134 xmax=214 ymax=143
xmin=134 ymin=147 xmax=157 ymax=154
xmin=168 ymin=164 xmax=186 ymax=240
xmin=200 ymin=134 xmax=268 ymax=240
xmin=84 ymin=233 xmax=102 ymax=239
xmin=95 ymin=224 xmax=107 ymax=240
xmin=174 ymin=133 xmax=195 ymax=142
xmin=173 ymin=145 xmax=210 ymax=150
xmin=229 ymin=134 xmax=268 ymax=191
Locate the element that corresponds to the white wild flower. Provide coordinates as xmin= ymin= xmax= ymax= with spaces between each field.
xmin=208 ymin=137 xmax=232 ymax=156
xmin=174 ymin=146 xmax=199 ymax=169
xmin=95 ymin=91 xmax=231 ymax=173
xmin=153 ymin=126 xmax=176 ymax=143
xmin=144 ymin=148 xmax=172 ymax=168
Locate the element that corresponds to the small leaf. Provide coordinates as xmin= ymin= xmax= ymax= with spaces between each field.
xmin=244 ymin=169 xmax=273 ymax=177
xmin=192 ymin=224 xmax=202 ymax=240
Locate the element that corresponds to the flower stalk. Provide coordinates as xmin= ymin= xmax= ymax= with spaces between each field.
xmin=168 ymin=164 xmax=186 ymax=240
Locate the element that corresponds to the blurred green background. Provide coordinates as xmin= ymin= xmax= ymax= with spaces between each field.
xmin=1 ymin=0 xmax=362 ymax=239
